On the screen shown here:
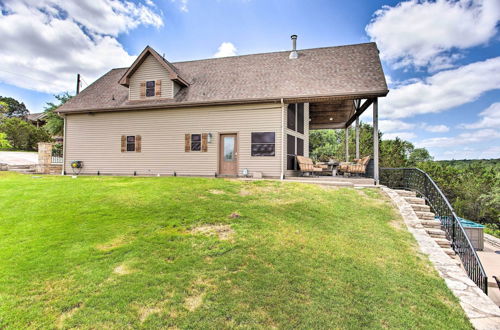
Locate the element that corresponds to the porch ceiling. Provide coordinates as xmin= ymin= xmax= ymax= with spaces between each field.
xmin=309 ymin=99 xmax=355 ymax=129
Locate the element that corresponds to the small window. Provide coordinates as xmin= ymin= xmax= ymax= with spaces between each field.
xmin=146 ymin=81 xmax=155 ymax=97
xmin=126 ymin=136 xmax=135 ymax=152
xmin=251 ymin=132 xmax=275 ymax=156
xmin=191 ymin=134 xmax=201 ymax=151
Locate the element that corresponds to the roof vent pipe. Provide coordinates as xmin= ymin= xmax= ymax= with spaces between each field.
xmin=289 ymin=35 xmax=298 ymax=59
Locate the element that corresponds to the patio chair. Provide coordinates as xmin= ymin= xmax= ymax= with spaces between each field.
xmin=338 ymin=156 xmax=371 ymax=176
xmin=296 ymin=156 xmax=324 ymax=176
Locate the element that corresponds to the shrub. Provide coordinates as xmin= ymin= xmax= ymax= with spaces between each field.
xmin=0 ymin=117 xmax=51 ymax=150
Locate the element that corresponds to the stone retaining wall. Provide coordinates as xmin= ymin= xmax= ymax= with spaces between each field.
xmin=382 ymin=187 xmax=500 ymax=330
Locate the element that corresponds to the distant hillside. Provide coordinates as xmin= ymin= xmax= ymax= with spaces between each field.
xmin=436 ymin=158 xmax=500 ymax=168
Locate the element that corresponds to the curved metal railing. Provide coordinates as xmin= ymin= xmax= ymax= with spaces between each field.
xmin=380 ymin=168 xmax=488 ymax=294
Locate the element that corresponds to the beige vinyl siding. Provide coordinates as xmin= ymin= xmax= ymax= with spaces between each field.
xmin=283 ymin=103 xmax=309 ymax=177
xmin=129 ymin=54 xmax=174 ymax=100
xmin=64 ymin=103 xmax=282 ymax=177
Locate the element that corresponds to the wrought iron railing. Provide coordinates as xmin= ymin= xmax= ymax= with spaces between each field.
xmin=51 ymin=144 xmax=63 ymax=164
xmin=380 ymin=168 xmax=488 ymax=294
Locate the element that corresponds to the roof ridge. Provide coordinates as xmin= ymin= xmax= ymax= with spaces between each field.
xmin=108 ymin=42 xmax=377 ymax=70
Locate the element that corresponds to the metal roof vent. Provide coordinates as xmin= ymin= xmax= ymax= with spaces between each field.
xmin=289 ymin=35 xmax=298 ymax=59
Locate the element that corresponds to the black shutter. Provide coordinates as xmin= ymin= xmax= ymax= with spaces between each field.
xmin=297 ymin=103 xmax=304 ymax=134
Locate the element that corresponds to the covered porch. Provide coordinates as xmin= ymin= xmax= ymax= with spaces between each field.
xmin=285 ymin=95 xmax=381 ymax=184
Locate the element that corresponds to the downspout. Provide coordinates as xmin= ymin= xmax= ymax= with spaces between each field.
xmin=280 ymin=98 xmax=285 ymax=180
xmin=61 ymin=115 xmax=67 ymax=175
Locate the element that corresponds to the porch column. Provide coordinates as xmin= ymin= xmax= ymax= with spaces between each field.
xmin=345 ymin=127 xmax=349 ymax=162
xmin=373 ymin=98 xmax=379 ymax=184
xmin=355 ymin=117 xmax=360 ymax=159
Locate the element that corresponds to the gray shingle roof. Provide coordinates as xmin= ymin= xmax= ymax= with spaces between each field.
xmin=58 ymin=42 xmax=388 ymax=113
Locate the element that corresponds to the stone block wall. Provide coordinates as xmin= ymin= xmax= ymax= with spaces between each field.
xmin=37 ymin=142 xmax=62 ymax=175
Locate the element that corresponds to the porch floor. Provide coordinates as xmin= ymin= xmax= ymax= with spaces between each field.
xmin=285 ymin=175 xmax=376 ymax=187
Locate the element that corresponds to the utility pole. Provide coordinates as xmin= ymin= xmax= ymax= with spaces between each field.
xmin=76 ymin=73 xmax=81 ymax=95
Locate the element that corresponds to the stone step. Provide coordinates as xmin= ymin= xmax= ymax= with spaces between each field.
xmin=9 ymin=168 xmax=35 ymax=173
xmin=411 ymin=204 xmax=431 ymax=212
xmin=404 ymin=197 xmax=425 ymax=205
xmin=416 ymin=211 xmax=436 ymax=220
xmin=395 ymin=189 xmax=416 ymax=197
xmin=434 ymin=238 xmax=452 ymax=248
xmin=420 ymin=220 xmax=441 ymax=229
xmin=443 ymin=248 xmax=456 ymax=256
xmin=426 ymin=228 xmax=447 ymax=238
xmin=8 ymin=164 xmax=34 ymax=169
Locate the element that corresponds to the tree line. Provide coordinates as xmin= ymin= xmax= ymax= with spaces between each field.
xmin=0 ymin=93 xmax=70 ymax=150
xmin=309 ymin=124 xmax=499 ymax=236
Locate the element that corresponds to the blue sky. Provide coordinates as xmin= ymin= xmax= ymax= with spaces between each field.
xmin=0 ymin=0 xmax=499 ymax=160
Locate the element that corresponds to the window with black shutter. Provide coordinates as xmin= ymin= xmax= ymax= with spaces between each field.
xmin=287 ymin=104 xmax=296 ymax=130
xmin=297 ymin=103 xmax=304 ymax=134
xmin=287 ymin=134 xmax=296 ymax=170
xmin=251 ymin=132 xmax=275 ymax=156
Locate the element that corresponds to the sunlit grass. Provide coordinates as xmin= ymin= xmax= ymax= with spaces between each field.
xmin=0 ymin=172 xmax=471 ymax=329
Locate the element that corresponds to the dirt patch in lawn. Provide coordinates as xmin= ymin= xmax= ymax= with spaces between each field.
xmin=56 ymin=302 xmax=83 ymax=329
xmin=96 ymin=235 xmax=133 ymax=252
xmin=113 ymin=263 xmax=134 ymax=275
xmin=209 ymin=189 xmax=225 ymax=195
xmin=191 ymin=224 xmax=235 ymax=240
xmin=239 ymin=189 xmax=252 ymax=196
xmin=138 ymin=306 xmax=162 ymax=323
xmin=184 ymin=278 xmax=213 ymax=312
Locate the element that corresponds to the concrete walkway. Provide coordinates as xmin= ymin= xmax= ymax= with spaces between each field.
xmin=0 ymin=151 xmax=38 ymax=165
xmin=477 ymin=235 xmax=500 ymax=306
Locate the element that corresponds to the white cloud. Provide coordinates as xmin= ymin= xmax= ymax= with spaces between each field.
xmin=460 ymin=102 xmax=500 ymax=129
xmin=213 ymin=42 xmax=237 ymax=58
xmin=170 ymin=0 xmax=188 ymax=12
xmin=180 ymin=0 xmax=189 ymax=12
xmin=366 ymin=0 xmax=500 ymax=70
xmin=383 ymin=132 xmax=417 ymax=140
xmin=380 ymin=56 xmax=500 ymax=119
xmin=379 ymin=120 xmax=449 ymax=134
xmin=0 ymin=0 xmax=163 ymax=94
xmin=421 ymin=124 xmax=449 ymax=133
xmin=379 ymin=119 xmax=415 ymax=132
xmin=417 ymin=129 xmax=500 ymax=148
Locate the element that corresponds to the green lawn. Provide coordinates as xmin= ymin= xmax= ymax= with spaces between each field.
xmin=0 ymin=172 xmax=471 ymax=329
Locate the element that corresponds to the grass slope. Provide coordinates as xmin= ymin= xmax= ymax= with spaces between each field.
xmin=0 ymin=172 xmax=471 ymax=329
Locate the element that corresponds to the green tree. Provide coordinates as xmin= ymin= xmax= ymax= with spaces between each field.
xmin=0 ymin=132 xmax=11 ymax=149
xmin=409 ymin=148 xmax=433 ymax=164
xmin=0 ymin=96 xmax=29 ymax=117
xmin=43 ymin=92 xmax=72 ymax=136
xmin=0 ymin=117 xmax=51 ymax=150
xmin=380 ymin=138 xmax=414 ymax=167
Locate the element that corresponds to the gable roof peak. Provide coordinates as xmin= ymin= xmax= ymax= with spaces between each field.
xmin=118 ymin=46 xmax=189 ymax=87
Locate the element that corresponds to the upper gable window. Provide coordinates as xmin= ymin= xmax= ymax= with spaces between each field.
xmin=146 ymin=81 xmax=155 ymax=97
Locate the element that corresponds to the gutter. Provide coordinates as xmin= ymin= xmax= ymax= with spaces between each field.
xmin=56 ymin=90 xmax=390 ymax=115
xmin=280 ymin=98 xmax=285 ymax=180
xmin=61 ymin=115 xmax=67 ymax=175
